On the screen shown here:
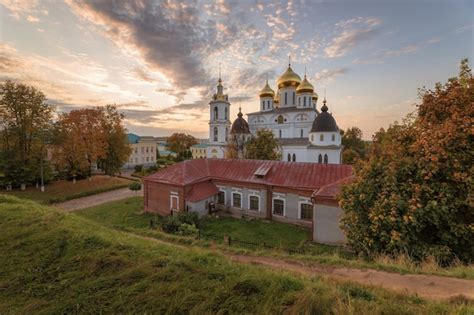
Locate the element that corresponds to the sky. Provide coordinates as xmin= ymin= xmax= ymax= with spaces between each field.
xmin=0 ymin=0 xmax=473 ymax=139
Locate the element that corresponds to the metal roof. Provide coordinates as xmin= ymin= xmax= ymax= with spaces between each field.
xmin=186 ymin=180 xmax=219 ymax=202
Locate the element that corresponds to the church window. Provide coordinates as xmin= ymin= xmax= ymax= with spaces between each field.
xmin=292 ymin=92 xmax=295 ymax=104
xmin=284 ymin=92 xmax=288 ymax=105
xmin=225 ymin=107 xmax=228 ymax=120
xmin=318 ymin=154 xmax=322 ymax=163
xmin=213 ymin=127 xmax=218 ymax=141
xmin=311 ymin=135 xmax=314 ymax=142
xmin=277 ymin=115 xmax=284 ymax=124
xmin=292 ymin=153 xmax=296 ymax=162
xmin=324 ymin=154 xmax=328 ymax=164
xmin=214 ymin=107 xmax=218 ymax=120
xmin=300 ymin=129 xmax=303 ymax=138
xmin=268 ymin=100 xmax=271 ymax=108
xmin=320 ymin=134 xmax=324 ymax=141
xmin=298 ymin=97 xmax=301 ymax=106
xmin=262 ymin=101 xmax=264 ymax=109
xmin=332 ymin=134 xmax=335 ymax=141
xmin=303 ymin=97 xmax=306 ymax=107
xmin=287 ymin=153 xmax=291 ymax=161
xmin=225 ymin=127 xmax=228 ymax=141
xmin=279 ymin=130 xmax=282 ymax=138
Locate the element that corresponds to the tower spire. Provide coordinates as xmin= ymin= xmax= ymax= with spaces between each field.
xmin=218 ymin=62 xmax=222 ymax=83
xmin=288 ymin=54 xmax=291 ymax=67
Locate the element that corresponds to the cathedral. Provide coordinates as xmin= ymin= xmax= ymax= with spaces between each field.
xmin=206 ymin=62 xmax=343 ymax=164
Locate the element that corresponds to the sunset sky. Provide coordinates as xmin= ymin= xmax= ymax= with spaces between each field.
xmin=1 ymin=0 xmax=473 ymax=139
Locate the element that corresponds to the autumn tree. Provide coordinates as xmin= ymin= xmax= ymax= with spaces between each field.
xmin=244 ymin=129 xmax=281 ymax=160
xmin=0 ymin=81 xmax=53 ymax=187
xmin=97 ymin=105 xmax=131 ymax=175
xmin=341 ymin=127 xmax=367 ymax=164
xmin=54 ymin=108 xmax=107 ymax=179
xmin=167 ymin=133 xmax=197 ymax=158
xmin=340 ymin=59 xmax=474 ymax=264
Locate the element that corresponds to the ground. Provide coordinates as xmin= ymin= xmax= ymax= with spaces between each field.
xmin=1 ymin=195 xmax=472 ymax=314
xmin=4 ymin=175 xmax=133 ymax=204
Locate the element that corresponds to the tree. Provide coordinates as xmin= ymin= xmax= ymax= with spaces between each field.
xmin=54 ymin=108 xmax=107 ymax=179
xmin=129 ymin=181 xmax=142 ymax=193
xmin=166 ymin=133 xmax=197 ymax=157
xmin=97 ymin=105 xmax=131 ymax=175
xmin=340 ymin=59 xmax=474 ymax=264
xmin=0 ymin=81 xmax=53 ymax=187
xmin=244 ymin=129 xmax=281 ymax=160
xmin=341 ymin=127 xmax=367 ymax=164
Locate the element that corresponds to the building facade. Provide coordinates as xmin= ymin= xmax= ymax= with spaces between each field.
xmin=125 ymin=133 xmax=157 ymax=168
xmin=191 ymin=143 xmax=208 ymax=159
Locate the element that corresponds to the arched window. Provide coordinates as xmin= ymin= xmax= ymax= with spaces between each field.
xmin=214 ymin=107 xmax=218 ymax=120
xmin=277 ymin=115 xmax=284 ymax=124
xmin=300 ymin=129 xmax=303 ymax=138
xmin=287 ymin=153 xmax=291 ymax=161
xmin=318 ymin=154 xmax=322 ymax=163
xmin=284 ymin=92 xmax=288 ymax=105
xmin=298 ymin=97 xmax=301 ymax=106
xmin=303 ymin=97 xmax=306 ymax=107
xmin=320 ymin=134 xmax=324 ymax=141
xmin=324 ymin=154 xmax=328 ymax=164
xmin=332 ymin=134 xmax=335 ymax=141
xmin=225 ymin=107 xmax=228 ymax=120
xmin=225 ymin=127 xmax=228 ymax=141
xmin=213 ymin=127 xmax=218 ymax=141
xmin=292 ymin=153 xmax=296 ymax=162
xmin=311 ymin=134 xmax=314 ymax=142
xmin=292 ymin=92 xmax=295 ymax=104
xmin=279 ymin=130 xmax=282 ymax=138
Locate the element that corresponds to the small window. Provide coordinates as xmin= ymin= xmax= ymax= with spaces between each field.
xmin=332 ymin=134 xmax=335 ymax=141
xmin=324 ymin=154 xmax=328 ymax=164
xmin=292 ymin=153 xmax=296 ymax=162
xmin=292 ymin=92 xmax=295 ymax=104
xmin=214 ymin=106 xmax=218 ymax=120
xmin=284 ymin=92 xmax=288 ymax=105
xmin=300 ymin=203 xmax=313 ymax=220
xmin=232 ymin=193 xmax=241 ymax=208
xmin=273 ymin=199 xmax=284 ymax=216
xmin=300 ymin=129 xmax=303 ymax=138
xmin=303 ymin=97 xmax=306 ymax=107
xmin=213 ymin=127 xmax=218 ymax=141
xmin=262 ymin=100 xmax=264 ymax=108
xmin=298 ymin=97 xmax=301 ymax=106
xmin=249 ymin=196 xmax=259 ymax=211
xmin=225 ymin=127 xmax=228 ymax=141
xmin=318 ymin=154 xmax=322 ymax=163
xmin=287 ymin=153 xmax=291 ymax=161
xmin=217 ymin=191 xmax=225 ymax=204
xmin=311 ymin=134 xmax=314 ymax=142
xmin=320 ymin=134 xmax=324 ymax=141
xmin=279 ymin=130 xmax=282 ymax=138
xmin=277 ymin=115 xmax=284 ymax=124
xmin=225 ymin=107 xmax=228 ymax=120
xmin=146 ymin=147 xmax=149 ymax=153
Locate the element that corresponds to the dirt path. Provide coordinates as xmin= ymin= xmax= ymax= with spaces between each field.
xmin=230 ymin=255 xmax=474 ymax=300
xmin=56 ymin=188 xmax=143 ymax=211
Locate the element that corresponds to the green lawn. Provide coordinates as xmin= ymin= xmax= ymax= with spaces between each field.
xmin=4 ymin=175 xmax=133 ymax=204
xmin=75 ymin=197 xmax=474 ymax=280
xmin=1 ymin=194 xmax=470 ymax=314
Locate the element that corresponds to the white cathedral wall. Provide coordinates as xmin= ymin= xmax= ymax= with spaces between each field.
xmin=279 ymin=87 xmax=297 ymax=107
xmin=309 ymin=131 xmax=341 ymax=146
xmin=248 ymin=111 xmax=316 ymax=139
xmin=281 ymin=146 xmax=308 ymax=162
xmin=307 ymin=148 xmax=342 ymax=164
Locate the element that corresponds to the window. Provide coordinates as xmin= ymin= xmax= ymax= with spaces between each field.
xmin=225 ymin=107 xmax=228 ymax=120
xmin=292 ymin=153 xmax=296 ymax=162
xmin=268 ymin=100 xmax=271 ymax=108
xmin=279 ymin=130 xmax=282 ymax=138
xmin=332 ymin=134 xmax=335 ymax=141
xmin=213 ymin=127 xmax=218 ymax=141
xmin=225 ymin=127 xmax=228 ymax=141
xmin=318 ymin=154 xmax=322 ymax=163
xmin=298 ymin=97 xmax=301 ymax=106
xmin=320 ymin=134 xmax=324 ymax=141
xmin=300 ymin=129 xmax=303 ymax=138
xmin=300 ymin=203 xmax=313 ymax=220
xmin=134 ymin=148 xmax=138 ymax=154
xmin=141 ymin=147 xmax=144 ymax=153
xmin=303 ymin=97 xmax=306 ymax=107
xmin=287 ymin=153 xmax=291 ymax=161
xmin=146 ymin=157 xmax=149 ymax=162
xmin=277 ymin=115 xmax=284 ymax=124
xmin=262 ymin=100 xmax=264 ymax=108
xmin=214 ymin=106 xmax=218 ymax=120
xmin=217 ymin=191 xmax=225 ymax=204
xmin=249 ymin=195 xmax=259 ymax=211
xmin=292 ymin=92 xmax=295 ymax=104
xmin=146 ymin=147 xmax=149 ymax=153
xmin=324 ymin=154 xmax=328 ymax=164
xmin=170 ymin=194 xmax=179 ymax=210
xmin=284 ymin=92 xmax=288 ymax=105
xmin=273 ymin=199 xmax=285 ymax=216
xmin=311 ymin=134 xmax=314 ymax=142
xmin=232 ymin=192 xmax=242 ymax=208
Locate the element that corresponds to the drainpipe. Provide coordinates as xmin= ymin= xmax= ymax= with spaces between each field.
xmin=266 ymin=185 xmax=273 ymax=220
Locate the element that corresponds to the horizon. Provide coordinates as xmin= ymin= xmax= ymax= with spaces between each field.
xmin=1 ymin=0 xmax=473 ymax=140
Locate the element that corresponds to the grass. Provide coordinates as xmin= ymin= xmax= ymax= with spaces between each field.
xmin=1 ymin=195 xmax=472 ymax=314
xmin=4 ymin=175 xmax=133 ymax=204
xmin=75 ymin=197 xmax=474 ymax=280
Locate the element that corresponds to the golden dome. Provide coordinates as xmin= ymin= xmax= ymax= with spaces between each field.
xmin=277 ymin=65 xmax=301 ymax=88
xmin=312 ymin=92 xmax=319 ymax=101
xmin=296 ymin=75 xmax=314 ymax=94
xmin=259 ymin=81 xmax=275 ymax=98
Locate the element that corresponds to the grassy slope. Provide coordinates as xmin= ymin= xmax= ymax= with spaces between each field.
xmin=1 ymin=195 xmax=470 ymax=314
xmin=4 ymin=175 xmax=132 ymax=204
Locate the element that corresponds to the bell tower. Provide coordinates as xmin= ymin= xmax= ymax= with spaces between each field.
xmin=207 ymin=66 xmax=231 ymax=158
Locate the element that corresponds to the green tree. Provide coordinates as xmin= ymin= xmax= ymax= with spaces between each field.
xmin=167 ymin=133 xmax=197 ymax=157
xmin=98 ymin=105 xmax=131 ymax=175
xmin=244 ymin=129 xmax=281 ymax=160
xmin=0 ymin=81 xmax=53 ymax=187
xmin=340 ymin=59 xmax=474 ymax=264
xmin=341 ymin=127 xmax=367 ymax=164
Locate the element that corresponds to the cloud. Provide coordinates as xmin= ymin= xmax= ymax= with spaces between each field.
xmin=0 ymin=0 xmax=46 ymax=21
xmin=325 ymin=17 xmax=382 ymax=58
xmin=26 ymin=15 xmax=40 ymax=23
xmin=314 ymin=68 xmax=350 ymax=83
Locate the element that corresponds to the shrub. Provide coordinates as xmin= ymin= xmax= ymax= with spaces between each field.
xmin=160 ymin=212 xmax=201 ymax=234
xmin=134 ymin=165 xmax=143 ymax=173
xmin=129 ymin=182 xmax=142 ymax=192
xmin=161 ymin=215 xmax=181 ymax=233
xmin=176 ymin=211 xmax=200 ymax=227
xmin=147 ymin=165 xmax=158 ymax=173
xmin=177 ymin=223 xmax=199 ymax=236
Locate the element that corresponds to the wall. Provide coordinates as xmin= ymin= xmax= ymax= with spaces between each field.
xmin=186 ymin=196 xmax=214 ymax=217
xmin=125 ymin=139 xmax=157 ymax=168
xmin=144 ymin=181 xmax=184 ymax=216
xmin=313 ymin=203 xmax=346 ymax=245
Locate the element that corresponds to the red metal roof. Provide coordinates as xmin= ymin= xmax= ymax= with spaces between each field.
xmin=311 ymin=176 xmax=353 ymax=199
xmin=145 ymin=159 xmax=352 ymax=195
xmin=185 ymin=180 xmax=219 ymax=202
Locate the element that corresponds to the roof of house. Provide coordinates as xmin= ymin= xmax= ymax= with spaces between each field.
xmin=127 ymin=133 xmax=140 ymax=144
xmin=186 ymin=180 xmax=219 ymax=202
xmin=311 ymin=176 xmax=353 ymax=199
xmin=144 ymin=159 xmax=352 ymax=195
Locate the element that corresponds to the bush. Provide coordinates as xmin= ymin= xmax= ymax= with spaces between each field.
xmin=176 ymin=211 xmax=200 ymax=227
xmin=161 ymin=212 xmax=200 ymax=234
xmin=134 ymin=165 xmax=143 ymax=173
xmin=129 ymin=182 xmax=142 ymax=192
xmin=161 ymin=215 xmax=181 ymax=233
xmin=177 ymin=223 xmax=199 ymax=236
xmin=147 ymin=165 xmax=158 ymax=173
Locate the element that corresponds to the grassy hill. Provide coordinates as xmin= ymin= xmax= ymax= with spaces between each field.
xmin=0 ymin=195 xmax=470 ymax=314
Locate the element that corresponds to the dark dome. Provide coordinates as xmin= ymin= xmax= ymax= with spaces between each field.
xmin=230 ymin=109 xmax=250 ymax=134
xmin=310 ymin=99 xmax=339 ymax=132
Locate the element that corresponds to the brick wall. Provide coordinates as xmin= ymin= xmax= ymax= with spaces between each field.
xmin=144 ymin=181 xmax=184 ymax=216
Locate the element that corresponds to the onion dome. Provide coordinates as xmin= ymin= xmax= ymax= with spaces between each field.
xmin=312 ymin=92 xmax=319 ymax=102
xmin=259 ymin=80 xmax=275 ymax=98
xmin=230 ymin=107 xmax=250 ymax=134
xmin=296 ymin=75 xmax=314 ymax=94
xmin=310 ymin=98 xmax=339 ymax=132
xmin=277 ymin=65 xmax=301 ymax=88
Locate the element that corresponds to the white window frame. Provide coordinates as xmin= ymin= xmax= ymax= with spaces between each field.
xmin=298 ymin=198 xmax=313 ymax=220
xmin=272 ymin=195 xmax=286 ymax=217
xmin=231 ymin=190 xmax=242 ymax=209
xmin=170 ymin=192 xmax=179 ymax=211
xmin=248 ymin=192 xmax=260 ymax=212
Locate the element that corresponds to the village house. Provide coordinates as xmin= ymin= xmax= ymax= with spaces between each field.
xmin=143 ymin=159 xmax=352 ymax=244
xmin=125 ymin=133 xmax=157 ymax=168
